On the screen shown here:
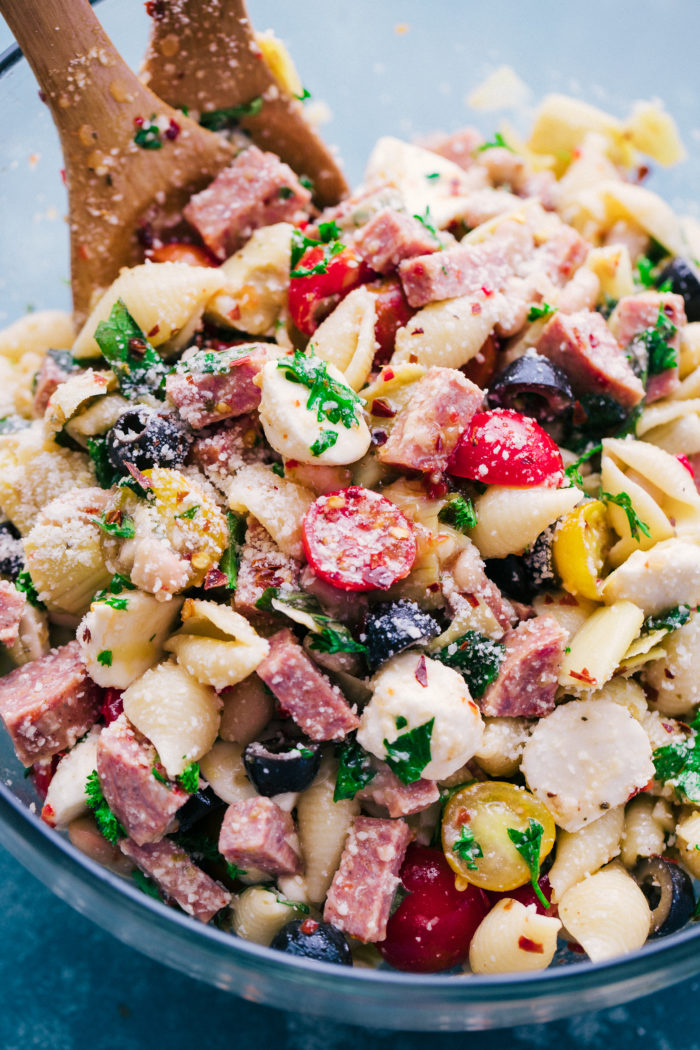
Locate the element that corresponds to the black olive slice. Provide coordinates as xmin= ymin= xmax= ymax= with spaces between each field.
xmin=487 ymin=353 xmax=574 ymax=422
xmin=634 ymin=856 xmax=695 ymax=937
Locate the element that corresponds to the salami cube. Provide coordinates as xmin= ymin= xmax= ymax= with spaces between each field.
xmin=233 ymin=518 xmax=300 ymax=617
xmin=357 ymin=762 xmax=439 ymax=817
xmin=323 ymin=816 xmax=412 ymax=942
xmin=378 ymin=367 xmax=483 ymax=473
xmin=0 ymin=641 xmax=100 ymax=766
xmin=183 ymin=145 xmax=311 ymax=259
xmin=96 ymin=714 xmax=188 ymax=846
xmin=479 ymin=615 xmax=567 ymax=718
xmin=0 ymin=580 xmax=26 ymax=647
xmin=613 ymin=291 xmax=686 ymax=403
xmin=354 ymin=208 xmax=440 ymax=274
xmin=536 ymin=310 xmax=645 ymax=409
xmin=218 ymin=796 xmax=302 ymax=876
xmin=255 ymin=628 xmax=359 ymax=741
xmin=120 ymin=837 xmax=231 ymax=922
xmin=165 ymin=344 xmax=275 ymax=430
xmin=191 ymin=415 xmax=266 ymax=488
xmin=534 ymin=224 xmax=589 ymax=285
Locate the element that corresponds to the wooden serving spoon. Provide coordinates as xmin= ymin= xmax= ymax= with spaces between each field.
xmin=141 ymin=0 xmax=348 ymax=208
xmin=0 ymin=0 xmax=235 ymax=323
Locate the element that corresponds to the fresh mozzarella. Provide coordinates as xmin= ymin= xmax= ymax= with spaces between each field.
xmin=521 ymin=698 xmax=654 ymax=832
xmin=257 ymin=358 xmax=371 ymax=466
xmin=357 ymin=652 xmax=484 ymax=781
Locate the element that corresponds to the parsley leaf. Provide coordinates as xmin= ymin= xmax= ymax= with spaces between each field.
xmin=225 ymin=862 xmax=249 ymax=880
xmin=219 ymin=511 xmax=247 ymax=591
xmin=310 ymin=429 xmax=338 ymax=457
xmin=599 ymin=490 xmax=651 ymax=541
xmin=477 ymin=131 xmax=513 ymax=153
xmin=653 ymin=712 xmax=700 ymax=801
xmin=334 ymin=736 xmax=376 ymax=801
xmin=151 ymin=764 xmax=169 ymax=785
xmin=199 ymin=96 xmax=264 ymax=131
xmin=94 ymin=299 xmax=168 ymax=399
xmin=383 ymin=718 xmax=434 ymax=784
xmin=174 ymin=504 xmax=200 ymax=521
xmin=643 ymin=604 xmax=692 ymax=635
xmin=452 ymin=825 xmax=483 ymax=870
xmin=132 ymin=869 xmax=162 ymax=900
xmin=171 ymin=345 xmax=258 ymax=378
xmin=86 ymin=436 xmax=121 ymax=489
xmin=289 ymin=221 xmax=345 ymax=278
xmin=635 ymin=255 xmax=656 ymax=289
xmin=256 ymin=587 xmax=366 ymax=656
xmin=433 ymin=630 xmax=505 ymax=698
xmin=85 ymin=769 xmax=126 ymax=844
xmin=15 ymin=570 xmax=45 ymax=609
xmin=177 ymin=761 xmax=200 ymax=794
xmin=93 ymin=573 xmax=136 ymax=611
xmin=92 ymin=510 xmax=136 ymax=539
xmin=507 ymin=818 xmax=550 ymax=909
xmin=412 ymin=206 xmax=442 ymax=246
xmin=277 ymin=351 xmax=363 ymax=429
xmin=274 ymin=894 xmax=310 ymax=914
xmin=437 ymin=494 xmax=477 ymax=532
xmin=134 ymin=117 xmax=163 ymax=150
xmin=527 ymin=303 xmax=556 ymax=322
xmin=628 ymin=306 xmax=678 ymax=378
xmin=97 ymin=649 xmax=113 ymax=667
xmin=563 ymin=443 xmax=603 ymax=489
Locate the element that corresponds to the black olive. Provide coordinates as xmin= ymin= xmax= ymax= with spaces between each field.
xmin=176 ymin=786 xmax=226 ymax=834
xmin=0 ymin=522 xmax=23 ymax=580
xmin=243 ymin=735 xmax=321 ymax=796
xmin=658 ymin=257 xmax=700 ymax=322
xmin=484 ymin=554 xmax=533 ymax=604
xmin=271 ymin=919 xmax=353 ymax=966
xmin=105 ymin=406 xmax=193 ymax=473
xmin=523 ymin=527 xmax=558 ymax=593
xmin=634 ymin=856 xmax=695 ymax=937
xmin=487 ymin=353 xmax=574 ymax=422
xmin=363 ymin=599 xmax=441 ymax=674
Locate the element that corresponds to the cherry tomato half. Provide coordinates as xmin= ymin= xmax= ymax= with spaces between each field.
xmin=302 ymin=486 xmax=417 ymax=592
xmin=378 ymin=844 xmax=490 ymax=972
xmin=441 ymin=781 xmax=555 ymax=891
xmin=447 ymin=408 xmax=564 ymax=487
xmin=288 ymin=244 xmax=372 ymax=336
xmin=150 ymin=242 xmax=218 ymax=267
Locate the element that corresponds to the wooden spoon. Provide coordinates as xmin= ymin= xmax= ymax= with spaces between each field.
xmin=141 ymin=0 xmax=348 ymax=208
xmin=0 ymin=0 xmax=235 ymax=323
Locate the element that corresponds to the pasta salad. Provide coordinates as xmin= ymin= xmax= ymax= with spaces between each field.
xmin=1 ymin=84 xmax=700 ymax=976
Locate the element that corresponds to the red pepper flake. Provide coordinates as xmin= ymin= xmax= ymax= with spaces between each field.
xmin=134 ymin=115 xmax=144 ymax=127
xmin=415 ymin=655 xmax=428 ymax=688
xmin=147 ymin=324 xmax=160 ymax=338
xmin=480 ymin=286 xmax=494 ymax=298
xmin=300 ymin=918 xmax=320 ymax=936
xmin=38 ymin=90 xmax=47 ymax=103
xmin=371 ymin=398 xmax=396 ymax=418
xmin=471 ymin=302 xmax=482 ymax=315
xmin=569 ymin=668 xmax=596 ymax=685
xmin=60 ymin=168 xmax=66 ymax=185
xmin=124 ymin=461 xmax=153 ymax=490
xmin=204 ymin=567 xmax=227 ymax=590
xmin=518 ymin=936 xmax=544 ymax=954
xmin=164 ymin=118 xmax=181 ymax=141
xmin=78 ymin=244 xmax=91 ymax=261
xmin=371 ymin=429 xmax=388 ymax=446
xmin=464 ymin=593 xmax=480 ymax=608
xmin=104 ymin=508 xmax=124 ymax=526
xmin=410 ymin=328 xmax=424 ymax=336
xmin=382 ymin=369 xmax=395 ymax=382
xmin=567 ymin=941 xmax=586 ymax=955
xmin=558 ymin=593 xmax=579 ymax=606
xmin=128 ymin=336 xmax=148 ymax=357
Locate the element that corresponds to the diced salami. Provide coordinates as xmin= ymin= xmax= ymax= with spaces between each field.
xmin=33 ymin=352 xmax=76 ymax=416
xmin=423 ymin=127 xmax=484 ymax=169
xmin=0 ymin=580 xmax=26 ymax=647
xmin=448 ymin=543 xmax=515 ymax=631
xmin=479 ymin=615 xmax=567 ymax=718
xmin=323 ymin=816 xmax=412 ymax=943
xmin=191 ymin=415 xmax=268 ymax=488
xmin=354 ymin=208 xmax=440 ymax=274
xmin=533 ymin=224 xmax=589 ymax=285
xmin=183 ymin=145 xmax=311 ymax=259
xmin=613 ymin=291 xmax=686 ymax=403
xmin=256 ymin=628 xmax=359 ymax=740
xmin=166 ymin=344 xmax=275 ymax=429
xmin=358 ymin=762 xmax=439 ymax=818
xmin=96 ymin=714 xmax=188 ymax=846
xmin=218 ymin=796 xmax=302 ymax=876
xmin=0 ymin=641 xmax=100 ymax=766
xmin=536 ymin=310 xmax=645 ymax=409
xmin=120 ymin=837 xmax=231 ymax=922
xmin=233 ymin=518 xmax=300 ymax=617
xmin=399 ymin=220 xmax=533 ymax=308
xmin=378 ymin=367 xmax=483 ymax=473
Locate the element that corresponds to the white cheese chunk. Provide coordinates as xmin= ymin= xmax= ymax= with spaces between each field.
xmin=257 ymin=358 xmax=371 ymax=466
xmin=602 ymin=538 xmax=700 ymax=614
xmin=521 ymin=698 xmax=654 ymax=832
xmin=357 ymin=652 xmax=484 ymax=781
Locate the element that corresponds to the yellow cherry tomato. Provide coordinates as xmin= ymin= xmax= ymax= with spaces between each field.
xmin=552 ymin=499 xmax=611 ymax=600
xmin=441 ymin=781 xmax=555 ymax=891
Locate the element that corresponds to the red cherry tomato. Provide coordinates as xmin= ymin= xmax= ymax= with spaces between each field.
xmin=486 ymin=874 xmax=555 ymax=917
xmin=447 ymin=408 xmax=564 ymax=487
xmin=677 ymin=453 xmax=695 ymax=478
xmin=378 ymin=844 xmax=490 ymax=973
xmin=288 ymin=244 xmax=372 ymax=336
xmin=150 ymin=242 xmax=219 ymax=267
xmin=101 ymin=688 xmax=124 ymax=725
xmin=302 ymin=486 xmax=417 ymax=592
xmin=367 ymin=278 xmax=415 ymax=365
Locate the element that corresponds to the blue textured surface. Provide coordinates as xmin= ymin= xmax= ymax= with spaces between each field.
xmin=1 ymin=842 xmax=698 ymax=1050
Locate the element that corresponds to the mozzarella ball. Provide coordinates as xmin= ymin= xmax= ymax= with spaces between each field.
xmin=357 ymin=652 xmax=484 ymax=780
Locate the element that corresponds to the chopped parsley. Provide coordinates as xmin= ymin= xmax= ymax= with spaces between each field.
xmin=97 ymin=650 xmax=113 ymax=667
xmin=15 ymin=570 xmax=45 ymax=609
xmin=310 ymin=429 xmax=338 ymax=457
xmin=507 ymin=818 xmax=550 ymax=909
xmin=383 ymin=718 xmax=434 ymax=784
xmin=278 ymin=186 xmax=294 ymax=200
xmin=412 ymin=206 xmax=442 ymax=246
xmin=93 ymin=573 xmax=136 ymax=611
xmin=599 ymin=490 xmax=651 ymax=542
xmin=271 ymin=462 xmax=285 ymax=478
xmin=86 ymin=435 xmax=121 ymax=489
xmin=171 ymin=345 xmax=258 ymax=377
xmin=151 ymin=764 xmax=169 ymax=785
xmin=275 ymin=894 xmax=310 ymax=915
xmin=437 ymin=493 xmax=477 ymax=532
xmin=295 ymin=87 xmax=312 ymax=102
xmin=92 ymin=510 xmax=136 ymax=539
xmin=395 ymin=715 xmax=408 ymax=730
xmin=334 ymin=736 xmax=376 ymax=802
xmin=174 ymin=504 xmax=200 ymax=521
xmin=289 ymin=220 xmax=345 ymax=278
xmin=563 ymin=443 xmax=603 ymax=489
xmin=132 ymin=869 xmax=162 ymax=900
xmin=643 ymin=604 xmax=692 ymax=635
xmin=94 ymin=299 xmax=168 ymax=399
xmin=199 ymin=96 xmax=264 ymax=131
xmin=225 ymin=863 xmax=249 ymax=880
xmin=219 ymin=511 xmax=247 ymax=591
xmin=653 ymin=711 xmax=700 ymax=802
xmin=85 ymin=769 xmax=126 ymax=844
xmin=178 ymin=760 xmax=200 ymax=794
xmin=134 ymin=117 xmax=163 ymax=149
xmin=434 ymin=630 xmax=505 ymax=699
xmin=527 ymin=302 xmax=556 ymax=322
xmin=425 ymin=172 xmax=441 ymax=180
xmin=477 ymin=131 xmax=513 ymax=153
xmin=635 ymin=255 xmax=656 ymax=289
xmin=633 ymin=306 xmax=678 ymax=377
xmin=299 ymin=175 xmax=314 ymax=192
xmin=277 ymin=351 xmax=363 ymax=429
xmin=256 ymin=587 xmax=366 ymax=656
xmin=452 ymin=825 xmax=483 ymax=871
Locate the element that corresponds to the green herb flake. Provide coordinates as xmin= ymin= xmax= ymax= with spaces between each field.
xmin=271 ymin=462 xmax=285 ymax=477
xmin=635 ymin=255 xmax=656 ymax=289
xmin=289 ymin=220 xmax=345 ymax=278
xmin=132 ymin=869 xmax=162 ymax=900
xmin=299 ymin=175 xmax=314 ymax=192
xmin=334 ymin=736 xmax=376 ymax=802
xmin=177 ymin=761 xmax=200 ymax=794
xmin=477 ymin=131 xmax=513 ymax=153
xmin=653 ymin=712 xmax=700 ymax=801
xmin=527 ymin=302 xmax=556 ymax=322
xmin=219 ymin=511 xmax=247 ymax=591
xmin=629 ymin=306 xmax=678 ymax=378
xmin=199 ymin=96 xmax=264 ymax=131
xmin=134 ymin=117 xmax=162 ymax=150
xmin=174 ymin=504 xmax=200 ymax=521
xmin=225 ymin=862 xmax=248 ymax=880
xmin=383 ymin=718 xmax=434 ymax=784
xmin=599 ymin=490 xmax=651 ymax=542
xmin=275 ymin=894 xmax=310 ymax=914
xmin=452 ymin=825 xmax=483 ymax=870
xmin=86 ymin=435 xmax=121 ymax=489
xmin=92 ymin=510 xmax=136 ymax=539
xmin=643 ymin=604 xmax=691 ymax=635
xmin=425 ymin=172 xmax=441 ymax=180
xmin=295 ymin=87 xmax=312 ymax=102
xmin=395 ymin=715 xmax=408 ymax=730
xmin=434 ymin=630 xmax=505 ymax=698
xmin=85 ymin=769 xmax=126 ymax=844
xmin=412 ymin=206 xmax=442 ymax=246
xmin=563 ymin=443 xmax=603 ymax=489
xmin=507 ymin=818 xmax=550 ymax=909
xmin=278 ymin=186 xmax=293 ymax=200
xmin=277 ymin=351 xmax=362 ymax=429
xmin=15 ymin=570 xmax=45 ymax=609
xmin=94 ymin=299 xmax=168 ymax=399
xmin=93 ymin=573 xmax=136 ymax=611
xmin=257 ymin=586 xmax=366 ymax=655
xmin=310 ymin=429 xmax=338 ymax=457
xmin=151 ymin=765 xmax=169 ymax=785
xmin=437 ymin=494 xmax=477 ymax=532
xmin=97 ymin=650 xmax=113 ymax=667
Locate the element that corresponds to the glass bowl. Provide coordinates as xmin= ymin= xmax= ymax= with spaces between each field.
xmin=1 ymin=0 xmax=700 ymax=1031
